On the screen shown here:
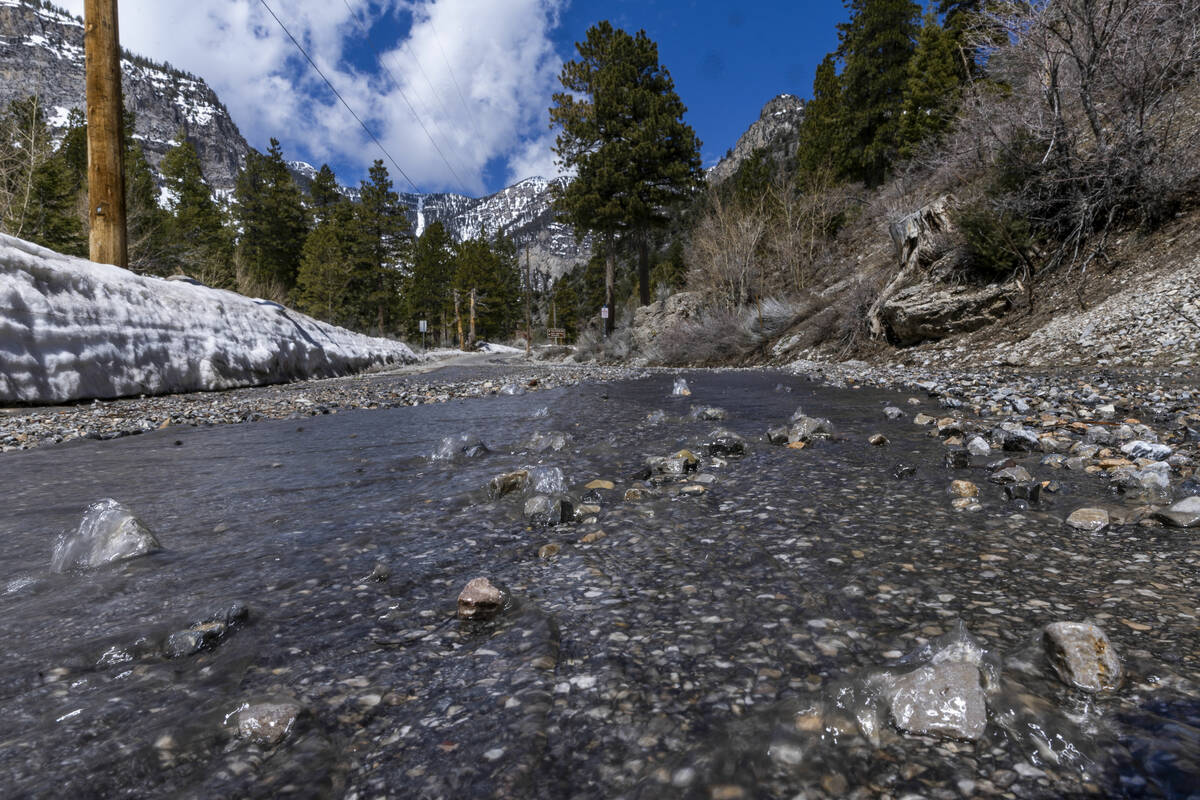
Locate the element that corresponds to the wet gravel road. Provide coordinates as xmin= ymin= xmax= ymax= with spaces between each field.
xmin=0 ymin=366 xmax=1196 ymax=799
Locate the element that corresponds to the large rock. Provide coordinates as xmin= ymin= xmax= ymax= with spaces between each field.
xmin=1042 ymin=622 xmax=1121 ymax=691
xmin=631 ymin=292 xmax=705 ymax=355
xmin=50 ymin=499 xmax=160 ymax=572
xmin=523 ymin=495 xmax=573 ymax=527
xmin=882 ymin=282 xmax=1016 ymax=345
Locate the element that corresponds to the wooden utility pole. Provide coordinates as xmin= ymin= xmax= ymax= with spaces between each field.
xmin=468 ymin=288 xmax=477 ymax=346
xmin=454 ymin=290 xmax=465 ymax=350
xmin=524 ymin=248 xmax=533 ymax=356
xmin=84 ymin=0 xmax=127 ymax=267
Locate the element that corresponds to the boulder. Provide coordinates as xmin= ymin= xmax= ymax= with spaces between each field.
xmin=882 ymin=282 xmax=1016 ymax=346
xmin=1042 ymin=622 xmax=1121 ymax=691
xmin=632 ymin=292 xmax=705 ymax=355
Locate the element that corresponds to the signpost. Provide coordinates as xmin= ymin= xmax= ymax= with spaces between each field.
xmin=547 ymin=328 xmax=566 ymax=345
xmin=419 ymin=319 xmax=427 ymax=350
xmin=600 ymin=306 xmax=609 ymax=338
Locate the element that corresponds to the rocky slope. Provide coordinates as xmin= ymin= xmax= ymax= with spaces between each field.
xmin=0 ymin=0 xmax=251 ymax=189
xmin=707 ymin=94 xmax=804 ymax=185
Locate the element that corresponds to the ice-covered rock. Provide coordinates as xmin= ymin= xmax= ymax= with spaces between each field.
xmin=1156 ymin=496 xmax=1200 ymax=527
xmin=671 ymin=377 xmax=691 ymax=396
xmin=50 ymin=499 xmax=160 ymax=572
xmin=889 ymin=662 xmax=988 ymax=740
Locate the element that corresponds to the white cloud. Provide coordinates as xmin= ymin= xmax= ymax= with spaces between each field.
xmin=57 ymin=0 xmax=567 ymax=195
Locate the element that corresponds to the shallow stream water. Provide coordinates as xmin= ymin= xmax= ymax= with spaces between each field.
xmin=0 ymin=369 xmax=1196 ymax=798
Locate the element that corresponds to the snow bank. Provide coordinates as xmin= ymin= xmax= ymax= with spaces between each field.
xmin=0 ymin=235 xmax=417 ymax=404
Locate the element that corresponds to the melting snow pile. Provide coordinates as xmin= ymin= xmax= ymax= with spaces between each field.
xmin=0 ymin=235 xmax=417 ymax=404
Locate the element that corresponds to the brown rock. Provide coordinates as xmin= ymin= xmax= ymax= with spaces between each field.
xmin=457 ymin=577 xmax=505 ymax=620
xmin=585 ymin=479 xmax=615 ymax=490
xmin=949 ymin=480 xmax=979 ymax=498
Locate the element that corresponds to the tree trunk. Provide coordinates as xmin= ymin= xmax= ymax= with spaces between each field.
xmin=604 ymin=235 xmax=615 ymax=336
xmin=637 ymin=230 xmax=651 ymax=306
xmin=454 ymin=290 xmax=465 ymax=351
xmin=469 ymin=288 xmax=477 ymax=346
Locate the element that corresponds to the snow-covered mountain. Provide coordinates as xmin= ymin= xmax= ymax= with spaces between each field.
xmin=0 ymin=0 xmax=251 ymax=188
xmin=0 ymin=1 xmax=589 ymax=276
xmin=400 ymin=177 xmax=590 ymax=280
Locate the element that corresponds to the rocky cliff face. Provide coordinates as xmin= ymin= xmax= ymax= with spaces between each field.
xmin=0 ymin=0 xmax=251 ymax=189
xmin=404 ymin=177 xmax=590 ymax=283
xmin=708 ymin=94 xmax=804 ymax=185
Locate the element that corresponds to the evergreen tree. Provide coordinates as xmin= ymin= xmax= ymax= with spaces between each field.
xmin=452 ymin=237 xmax=520 ymax=342
xmin=550 ymin=21 xmax=702 ymax=329
xmin=294 ymin=201 xmax=363 ymax=325
xmin=649 ymin=239 xmax=687 ymax=295
xmin=162 ymin=137 xmax=233 ymax=286
xmin=795 ymin=54 xmax=845 ymax=178
xmin=309 ymin=163 xmax=342 ymax=221
xmin=24 ymin=154 xmax=86 ymax=255
xmin=404 ymin=220 xmax=454 ymax=340
xmin=836 ymin=0 xmax=921 ymax=185
xmin=234 ymin=138 xmax=308 ymax=297
xmin=355 ymin=159 xmax=410 ymax=334
xmin=125 ymin=141 xmax=173 ymax=274
xmin=899 ymin=13 xmax=963 ymax=157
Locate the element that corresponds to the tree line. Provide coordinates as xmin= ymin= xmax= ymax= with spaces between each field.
xmin=0 ymin=100 xmax=526 ymax=344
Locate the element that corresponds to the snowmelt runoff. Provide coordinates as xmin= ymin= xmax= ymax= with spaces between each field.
xmin=0 ymin=234 xmax=417 ymax=405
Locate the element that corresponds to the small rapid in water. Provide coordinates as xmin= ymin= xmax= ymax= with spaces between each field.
xmin=0 ymin=369 xmax=1196 ymax=798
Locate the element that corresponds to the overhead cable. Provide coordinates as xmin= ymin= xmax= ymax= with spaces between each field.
xmin=257 ymin=0 xmax=421 ymax=194
xmin=340 ymin=0 xmax=473 ymax=195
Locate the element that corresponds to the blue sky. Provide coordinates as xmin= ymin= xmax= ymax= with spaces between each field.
xmin=59 ymin=1 xmax=849 ymax=197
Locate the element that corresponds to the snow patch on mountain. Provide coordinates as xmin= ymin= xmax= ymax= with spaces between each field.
xmin=0 ymin=235 xmax=416 ymax=404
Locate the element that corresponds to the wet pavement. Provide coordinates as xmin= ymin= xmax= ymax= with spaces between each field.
xmin=0 ymin=368 xmax=1196 ymax=798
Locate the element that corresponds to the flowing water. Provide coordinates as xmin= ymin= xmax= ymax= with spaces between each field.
xmin=0 ymin=369 xmax=1196 ymax=798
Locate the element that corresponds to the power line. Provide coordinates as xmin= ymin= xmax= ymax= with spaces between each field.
xmin=256 ymin=0 xmax=421 ymax=194
xmin=339 ymin=0 xmax=473 ymax=195
xmin=426 ymin=14 xmax=485 ymax=144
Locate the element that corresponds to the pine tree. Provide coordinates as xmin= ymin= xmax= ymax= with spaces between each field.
xmin=234 ymin=138 xmax=308 ymax=297
xmin=294 ymin=201 xmax=363 ymax=325
xmin=836 ymin=0 xmax=921 ymax=185
xmin=795 ymin=54 xmax=845 ymax=178
xmin=404 ymin=220 xmax=454 ymax=340
xmin=550 ymin=21 xmax=702 ymax=329
xmin=125 ymin=141 xmax=173 ymax=274
xmin=355 ymin=159 xmax=410 ymax=334
xmin=161 ymin=137 xmax=233 ymax=286
xmin=452 ymin=237 xmax=520 ymax=342
xmin=24 ymin=154 xmax=86 ymax=255
xmin=309 ymin=163 xmax=342 ymax=221
xmin=898 ymin=12 xmax=963 ymax=157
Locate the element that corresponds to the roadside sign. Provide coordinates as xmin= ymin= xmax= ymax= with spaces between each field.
xmin=600 ymin=306 xmax=609 ymax=319
xmin=419 ymin=320 xmax=428 ymax=333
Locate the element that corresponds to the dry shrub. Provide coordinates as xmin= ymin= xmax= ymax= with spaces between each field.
xmin=646 ymin=298 xmax=807 ymax=365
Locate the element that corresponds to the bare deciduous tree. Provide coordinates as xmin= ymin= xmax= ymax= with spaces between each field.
xmin=956 ymin=0 xmax=1200 ymax=278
